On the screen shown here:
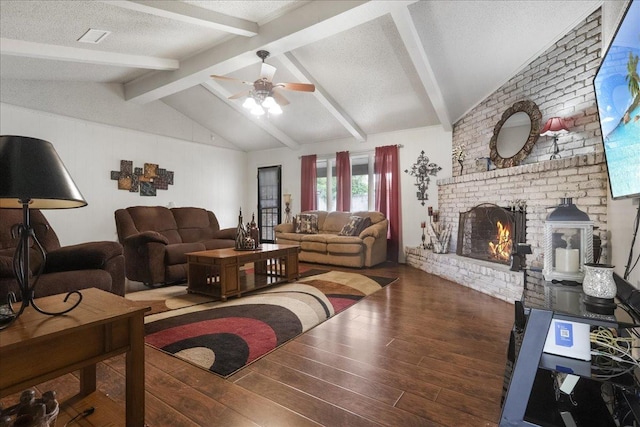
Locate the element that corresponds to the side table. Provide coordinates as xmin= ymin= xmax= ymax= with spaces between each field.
xmin=0 ymin=288 xmax=149 ymax=426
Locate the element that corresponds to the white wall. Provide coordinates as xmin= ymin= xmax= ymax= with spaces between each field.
xmin=1 ymin=103 xmax=247 ymax=246
xmin=246 ymin=126 xmax=453 ymax=263
xmin=608 ymin=198 xmax=640 ymax=287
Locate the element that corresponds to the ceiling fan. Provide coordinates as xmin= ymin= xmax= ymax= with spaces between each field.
xmin=211 ymin=50 xmax=315 ymax=116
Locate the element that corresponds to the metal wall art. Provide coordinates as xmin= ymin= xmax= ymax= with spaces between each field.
xmin=404 ymin=150 xmax=441 ymax=206
xmin=110 ymin=160 xmax=174 ymax=196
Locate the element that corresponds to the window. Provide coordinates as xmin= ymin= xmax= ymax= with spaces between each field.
xmin=316 ymin=158 xmax=333 ymax=211
xmin=351 ymin=155 xmax=373 ymax=211
xmin=316 ymin=153 xmax=374 ymax=211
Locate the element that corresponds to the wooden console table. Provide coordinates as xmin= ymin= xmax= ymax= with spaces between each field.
xmin=0 ymin=288 xmax=149 ymax=426
xmin=187 ymin=243 xmax=300 ymax=301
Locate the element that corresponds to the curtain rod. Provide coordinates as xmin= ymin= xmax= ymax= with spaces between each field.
xmin=299 ymin=144 xmax=403 ymax=159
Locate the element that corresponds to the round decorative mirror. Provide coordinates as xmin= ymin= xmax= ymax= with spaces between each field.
xmin=489 ymin=100 xmax=542 ymax=168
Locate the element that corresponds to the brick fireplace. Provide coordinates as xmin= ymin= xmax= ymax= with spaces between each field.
xmin=456 ymin=203 xmax=526 ymax=266
xmin=405 ymin=153 xmax=608 ymax=303
xmin=405 ymin=8 xmax=608 ymax=303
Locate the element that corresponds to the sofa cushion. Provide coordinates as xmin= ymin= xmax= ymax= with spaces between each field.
xmin=0 ymin=255 xmax=13 ymax=278
xmin=126 ymin=206 xmax=182 ymax=244
xmin=276 ymin=232 xmax=304 ymax=243
xmin=327 ymin=241 xmax=363 ymax=255
xmin=44 ymin=241 xmax=123 ymax=273
xmin=353 ymin=211 xmax=386 ymax=224
xmin=34 ymin=270 xmax=112 ymax=298
xmin=173 ymin=207 xmax=215 ymax=242
xmin=301 ymin=234 xmax=331 ymax=243
xmin=165 ymin=242 xmax=206 ymax=265
xmin=300 ymin=240 xmax=326 ymax=253
xmin=202 ymin=239 xmax=235 ymax=250
xmin=295 ymin=214 xmax=319 ymax=234
xmin=323 ymin=211 xmax=352 ymax=233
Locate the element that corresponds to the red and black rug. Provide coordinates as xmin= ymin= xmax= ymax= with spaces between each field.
xmin=142 ymin=270 xmax=396 ymax=377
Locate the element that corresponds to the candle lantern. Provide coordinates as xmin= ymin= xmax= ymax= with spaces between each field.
xmin=542 ymin=198 xmax=593 ymax=283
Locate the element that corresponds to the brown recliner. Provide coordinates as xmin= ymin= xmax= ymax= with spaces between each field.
xmin=0 ymin=209 xmax=125 ymax=301
xmin=114 ymin=206 xmax=236 ymax=286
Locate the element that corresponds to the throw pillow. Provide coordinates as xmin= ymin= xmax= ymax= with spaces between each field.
xmin=357 ymin=217 xmax=372 ymax=235
xmin=339 ymin=216 xmax=365 ymax=236
xmin=295 ymin=214 xmax=319 ymax=234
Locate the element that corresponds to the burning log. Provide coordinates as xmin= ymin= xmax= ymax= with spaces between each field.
xmin=488 ymin=221 xmax=512 ymax=261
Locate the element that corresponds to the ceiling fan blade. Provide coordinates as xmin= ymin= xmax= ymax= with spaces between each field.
xmin=228 ymin=89 xmax=251 ymax=100
xmin=276 ymin=82 xmax=316 ymax=92
xmin=271 ymin=90 xmax=290 ymax=106
xmin=210 ymin=75 xmax=253 ymax=85
xmin=260 ymin=63 xmax=277 ymax=82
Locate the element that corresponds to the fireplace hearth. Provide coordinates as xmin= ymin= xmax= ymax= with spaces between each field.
xmin=456 ymin=203 xmax=526 ymax=265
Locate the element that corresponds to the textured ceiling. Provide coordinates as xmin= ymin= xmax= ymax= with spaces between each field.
xmin=0 ymin=0 xmax=602 ymax=152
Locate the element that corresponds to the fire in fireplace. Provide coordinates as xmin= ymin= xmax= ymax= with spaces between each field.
xmin=488 ymin=221 xmax=512 ymax=261
xmin=457 ymin=203 xmax=525 ymax=265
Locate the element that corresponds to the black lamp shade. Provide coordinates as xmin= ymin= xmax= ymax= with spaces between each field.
xmin=0 ymin=135 xmax=87 ymax=209
xmin=546 ymin=197 xmax=589 ymax=221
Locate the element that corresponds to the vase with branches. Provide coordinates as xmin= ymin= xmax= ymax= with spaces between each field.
xmin=452 ymin=144 xmax=466 ymax=174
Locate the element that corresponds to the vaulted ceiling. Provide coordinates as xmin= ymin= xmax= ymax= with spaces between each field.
xmin=0 ymin=0 xmax=602 ymax=152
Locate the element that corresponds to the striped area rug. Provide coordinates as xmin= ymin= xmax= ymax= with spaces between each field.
xmin=141 ymin=270 xmax=396 ymax=377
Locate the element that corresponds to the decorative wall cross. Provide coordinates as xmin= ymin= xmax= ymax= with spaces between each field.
xmin=110 ymin=160 xmax=174 ymax=196
xmin=404 ymin=151 xmax=441 ymax=206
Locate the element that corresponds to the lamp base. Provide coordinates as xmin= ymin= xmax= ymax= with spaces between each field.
xmin=284 ymin=203 xmax=292 ymax=223
xmin=0 ymin=202 xmax=82 ymax=330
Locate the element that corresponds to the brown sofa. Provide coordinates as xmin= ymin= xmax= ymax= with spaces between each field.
xmin=0 ymin=209 xmax=125 ymax=301
xmin=274 ymin=210 xmax=388 ymax=268
xmin=115 ymin=206 xmax=236 ymax=286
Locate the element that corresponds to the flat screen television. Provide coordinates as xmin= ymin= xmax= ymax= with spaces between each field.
xmin=593 ymin=0 xmax=640 ymax=200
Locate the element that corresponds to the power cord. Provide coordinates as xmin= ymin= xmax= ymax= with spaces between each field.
xmin=63 ymin=406 xmax=95 ymax=427
xmin=623 ymin=202 xmax=639 ymax=280
xmin=590 ymin=327 xmax=640 ymax=382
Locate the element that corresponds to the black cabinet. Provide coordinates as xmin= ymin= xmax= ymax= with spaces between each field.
xmin=501 ymin=281 xmax=640 ymax=426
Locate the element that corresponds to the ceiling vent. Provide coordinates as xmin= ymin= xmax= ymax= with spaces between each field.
xmin=77 ymin=28 xmax=111 ymax=44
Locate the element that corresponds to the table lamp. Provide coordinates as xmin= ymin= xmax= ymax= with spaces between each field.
xmin=0 ymin=135 xmax=87 ymax=329
xmin=283 ymin=193 xmax=292 ymax=223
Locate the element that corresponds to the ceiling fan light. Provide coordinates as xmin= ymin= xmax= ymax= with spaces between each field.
xmin=251 ymin=106 xmax=265 ymax=116
xmin=243 ymin=97 xmax=257 ymax=109
xmin=262 ymin=96 xmax=276 ymax=109
xmin=269 ymin=104 xmax=283 ymax=115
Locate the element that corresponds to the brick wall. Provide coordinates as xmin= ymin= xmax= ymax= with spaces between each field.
xmin=408 ymin=9 xmax=609 ymax=300
xmin=453 ymin=9 xmax=602 ymax=174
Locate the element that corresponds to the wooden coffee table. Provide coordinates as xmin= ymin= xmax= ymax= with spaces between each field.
xmin=0 ymin=288 xmax=149 ymax=426
xmin=187 ymin=243 xmax=300 ymax=301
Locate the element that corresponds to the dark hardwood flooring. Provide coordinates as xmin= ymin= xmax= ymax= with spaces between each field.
xmin=2 ymin=262 xmax=514 ymax=426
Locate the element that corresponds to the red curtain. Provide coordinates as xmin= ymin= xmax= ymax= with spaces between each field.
xmin=300 ymin=155 xmax=317 ymax=211
xmin=375 ymin=145 xmax=401 ymax=263
xmin=335 ymin=151 xmax=351 ymax=212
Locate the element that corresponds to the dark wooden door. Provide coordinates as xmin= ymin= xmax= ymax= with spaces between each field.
xmin=257 ymin=166 xmax=281 ymax=243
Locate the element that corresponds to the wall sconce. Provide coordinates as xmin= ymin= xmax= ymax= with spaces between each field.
xmin=404 ymin=151 xmax=441 ymax=206
xmin=283 ymin=193 xmax=292 ymax=223
xmin=540 ymin=117 xmax=569 ymax=160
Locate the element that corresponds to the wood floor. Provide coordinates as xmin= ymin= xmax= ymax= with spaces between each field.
xmin=2 ymin=262 xmax=515 ymax=426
